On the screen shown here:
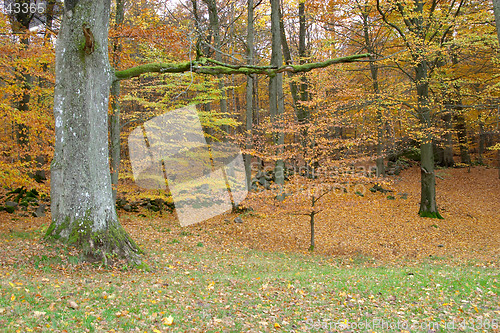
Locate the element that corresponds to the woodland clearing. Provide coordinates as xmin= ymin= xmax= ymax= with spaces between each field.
xmin=0 ymin=166 xmax=498 ymax=332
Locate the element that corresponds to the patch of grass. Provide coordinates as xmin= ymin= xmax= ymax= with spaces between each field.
xmin=0 ymin=243 xmax=498 ymax=332
xmin=1 ymin=229 xmax=37 ymax=240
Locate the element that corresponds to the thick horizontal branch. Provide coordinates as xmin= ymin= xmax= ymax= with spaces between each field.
xmin=114 ymin=54 xmax=372 ymax=81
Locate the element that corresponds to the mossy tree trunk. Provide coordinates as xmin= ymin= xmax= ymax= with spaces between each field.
xmin=47 ymin=0 xmax=141 ymax=264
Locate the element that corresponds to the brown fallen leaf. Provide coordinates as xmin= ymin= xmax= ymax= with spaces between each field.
xmin=48 ymin=302 xmax=56 ymax=311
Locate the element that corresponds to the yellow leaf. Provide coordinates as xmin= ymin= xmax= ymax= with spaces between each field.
xmin=10 ymin=294 xmax=15 ymax=301
xmin=162 ymin=315 xmax=174 ymax=326
xmin=274 ymin=323 xmax=281 ymax=329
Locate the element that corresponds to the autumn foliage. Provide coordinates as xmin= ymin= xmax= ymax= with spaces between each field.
xmin=0 ymin=0 xmax=499 ymax=241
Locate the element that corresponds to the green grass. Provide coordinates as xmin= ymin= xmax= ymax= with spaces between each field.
xmin=0 ymin=246 xmax=498 ymax=332
xmin=1 ymin=229 xmax=37 ymax=240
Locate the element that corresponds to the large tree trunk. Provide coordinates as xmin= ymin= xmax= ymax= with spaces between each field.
xmin=46 ymin=0 xmax=141 ymax=264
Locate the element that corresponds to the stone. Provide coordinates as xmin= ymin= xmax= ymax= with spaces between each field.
xmin=34 ymin=204 xmax=46 ymax=217
xmin=234 ymin=217 xmax=243 ymax=223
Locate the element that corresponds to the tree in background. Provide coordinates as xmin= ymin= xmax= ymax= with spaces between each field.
xmin=0 ymin=1 xmax=56 ymax=192
xmin=375 ymin=0 xmax=466 ymax=219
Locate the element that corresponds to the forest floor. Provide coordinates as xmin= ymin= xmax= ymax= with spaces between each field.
xmin=0 ymin=166 xmax=498 ymax=332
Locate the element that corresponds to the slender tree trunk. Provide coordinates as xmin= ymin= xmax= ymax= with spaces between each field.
xmin=46 ymin=0 xmax=141 ymax=264
xmin=279 ymin=7 xmax=299 ymax=115
xmin=297 ymin=1 xmax=310 ymax=122
xmin=435 ymin=111 xmax=454 ymax=167
xmin=361 ymin=9 xmax=385 ymax=176
xmin=110 ymin=80 xmax=121 ymax=202
xmin=204 ymin=0 xmax=228 ymax=129
xmin=478 ymin=117 xmax=485 ymax=165
xmin=309 ymin=195 xmax=316 ymax=252
xmin=110 ymin=0 xmax=125 ymax=202
xmin=309 ymin=211 xmax=315 ymax=252
xmin=493 ymin=0 xmax=500 ymax=43
xmin=270 ymin=0 xmax=285 ymax=199
xmin=498 ymin=150 xmax=500 ymax=179
xmin=494 ymin=0 xmax=500 ymax=178
xmin=416 ymin=60 xmax=442 ymax=218
xmin=244 ymin=0 xmax=255 ymax=190
xmin=11 ymin=8 xmax=33 ymax=148
xmin=279 ymin=2 xmax=310 ymax=122
xmin=454 ymin=109 xmax=470 ymax=164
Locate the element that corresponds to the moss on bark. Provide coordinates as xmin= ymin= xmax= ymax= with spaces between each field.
xmin=45 ymin=213 xmax=142 ymax=266
xmin=419 ymin=211 xmax=444 ymax=219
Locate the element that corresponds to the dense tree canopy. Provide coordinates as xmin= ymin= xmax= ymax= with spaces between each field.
xmin=0 ymin=0 xmax=498 ymax=262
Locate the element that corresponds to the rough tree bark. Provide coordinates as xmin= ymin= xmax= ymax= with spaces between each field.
xmin=46 ymin=0 xmax=141 ymax=265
